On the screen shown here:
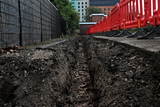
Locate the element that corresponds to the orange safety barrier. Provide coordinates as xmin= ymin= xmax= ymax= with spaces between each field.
xmin=106 ymin=12 xmax=112 ymax=31
xmin=86 ymin=0 xmax=160 ymax=35
xmin=149 ymin=0 xmax=160 ymax=26
xmin=101 ymin=18 xmax=106 ymax=32
xmin=120 ymin=0 xmax=149 ymax=29
xmin=111 ymin=3 xmax=120 ymax=30
xmin=156 ymin=0 xmax=160 ymax=25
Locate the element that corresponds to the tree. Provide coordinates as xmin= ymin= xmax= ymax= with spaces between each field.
xmin=51 ymin=0 xmax=79 ymax=35
xmin=85 ymin=7 xmax=103 ymax=21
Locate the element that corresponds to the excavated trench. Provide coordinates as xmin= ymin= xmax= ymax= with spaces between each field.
xmin=0 ymin=36 xmax=160 ymax=107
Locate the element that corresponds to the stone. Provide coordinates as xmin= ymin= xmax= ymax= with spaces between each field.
xmin=125 ymin=70 xmax=134 ymax=77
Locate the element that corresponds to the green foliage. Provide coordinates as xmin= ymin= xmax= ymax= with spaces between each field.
xmin=85 ymin=7 xmax=103 ymax=21
xmin=51 ymin=0 xmax=79 ymax=36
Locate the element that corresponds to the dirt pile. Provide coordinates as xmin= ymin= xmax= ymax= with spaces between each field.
xmin=0 ymin=45 xmax=72 ymax=106
xmin=0 ymin=37 xmax=94 ymax=107
xmin=85 ymin=37 xmax=160 ymax=107
xmin=0 ymin=36 xmax=160 ymax=107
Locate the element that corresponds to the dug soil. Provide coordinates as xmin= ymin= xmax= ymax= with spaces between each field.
xmin=0 ymin=36 xmax=160 ymax=107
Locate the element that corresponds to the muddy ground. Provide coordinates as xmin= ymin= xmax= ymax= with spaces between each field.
xmin=0 ymin=36 xmax=160 ymax=107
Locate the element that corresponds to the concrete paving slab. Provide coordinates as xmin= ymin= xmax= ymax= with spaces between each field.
xmin=94 ymin=36 xmax=160 ymax=52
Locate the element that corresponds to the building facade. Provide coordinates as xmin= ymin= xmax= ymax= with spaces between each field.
xmin=79 ymin=22 xmax=96 ymax=34
xmin=90 ymin=14 xmax=106 ymax=22
xmin=69 ymin=0 xmax=89 ymax=22
xmin=76 ymin=0 xmax=89 ymax=22
xmin=79 ymin=14 xmax=106 ymax=34
xmin=69 ymin=0 xmax=119 ymax=21
xmin=90 ymin=0 xmax=119 ymax=6
xmin=90 ymin=0 xmax=119 ymax=15
xmin=93 ymin=6 xmax=114 ymax=15
xmin=69 ymin=0 xmax=77 ymax=10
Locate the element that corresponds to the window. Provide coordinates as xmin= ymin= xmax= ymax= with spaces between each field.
xmin=78 ymin=9 xmax=80 ymax=12
xmin=78 ymin=6 xmax=80 ymax=8
xmin=82 ymin=6 xmax=83 ymax=8
xmin=108 ymin=8 xmax=110 ymax=11
xmin=104 ymin=8 xmax=106 ymax=11
xmin=85 ymin=2 xmax=87 ymax=4
xmin=78 ymin=2 xmax=80 ymax=5
xmin=82 ymin=2 xmax=83 ymax=5
xmin=85 ymin=6 xmax=87 ymax=8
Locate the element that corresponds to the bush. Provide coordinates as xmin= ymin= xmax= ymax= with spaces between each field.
xmin=51 ymin=0 xmax=79 ymax=36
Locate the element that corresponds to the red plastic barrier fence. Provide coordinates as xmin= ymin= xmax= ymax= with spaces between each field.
xmin=119 ymin=0 xmax=143 ymax=29
xmin=149 ymin=0 xmax=160 ymax=25
xmin=86 ymin=0 xmax=160 ymax=35
xmin=111 ymin=3 xmax=120 ymax=30
xmin=105 ymin=13 xmax=112 ymax=32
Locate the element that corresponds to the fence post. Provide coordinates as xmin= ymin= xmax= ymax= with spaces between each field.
xmin=18 ymin=0 xmax=22 ymax=46
xmin=0 ymin=1 xmax=2 ymax=46
xmin=40 ymin=0 xmax=43 ymax=42
xmin=0 ymin=1 xmax=1 ymax=35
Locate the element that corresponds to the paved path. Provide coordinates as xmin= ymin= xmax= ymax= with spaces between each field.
xmin=22 ymin=38 xmax=67 ymax=49
xmin=94 ymin=36 xmax=160 ymax=52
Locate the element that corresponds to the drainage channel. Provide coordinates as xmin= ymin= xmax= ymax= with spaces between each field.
xmin=69 ymin=38 xmax=94 ymax=106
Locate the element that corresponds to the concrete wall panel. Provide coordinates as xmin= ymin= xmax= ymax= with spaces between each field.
xmin=0 ymin=0 xmax=65 ymax=47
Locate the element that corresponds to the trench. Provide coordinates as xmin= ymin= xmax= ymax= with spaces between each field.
xmin=0 ymin=36 xmax=160 ymax=107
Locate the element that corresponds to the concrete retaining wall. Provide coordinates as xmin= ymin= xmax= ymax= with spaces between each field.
xmin=0 ymin=0 xmax=65 ymax=47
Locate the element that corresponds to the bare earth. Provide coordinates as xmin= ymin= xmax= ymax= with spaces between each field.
xmin=0 ymin=36 xmax=160 ymax=107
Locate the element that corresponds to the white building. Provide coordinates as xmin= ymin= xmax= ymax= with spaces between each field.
xmin=69 ymin=0 xmax=89 ymax=22
xmin=76 ymin=0 xmax=89 ymax=22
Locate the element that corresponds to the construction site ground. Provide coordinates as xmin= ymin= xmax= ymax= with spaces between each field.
xmin=0 ymin=36 xmax=160 ymax=107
